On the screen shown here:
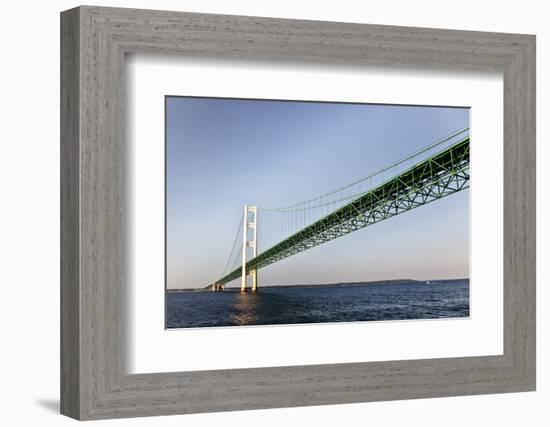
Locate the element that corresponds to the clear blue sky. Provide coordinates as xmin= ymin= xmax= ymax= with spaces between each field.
xmin=166 ymin=97 xmax=469 ymax=289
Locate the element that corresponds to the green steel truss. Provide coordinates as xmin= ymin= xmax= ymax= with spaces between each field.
xmin=216 ymin=137 xmax=470 ymax=285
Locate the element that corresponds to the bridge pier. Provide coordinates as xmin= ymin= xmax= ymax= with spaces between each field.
xmin=251 ymin=268 xmax=257 ymax=292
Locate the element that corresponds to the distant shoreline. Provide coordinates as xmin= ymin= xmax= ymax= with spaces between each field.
xmin=167 ymin=278 xmax=469 ymax=293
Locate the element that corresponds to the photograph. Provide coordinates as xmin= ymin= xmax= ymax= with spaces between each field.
xmin=48 ymin=2 xmax=537 ymax=422
xmin=165 ymin=97 xmax=471 ymax=329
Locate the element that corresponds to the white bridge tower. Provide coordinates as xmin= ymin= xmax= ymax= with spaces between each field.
xmin=241 ymin=205 xmax=258 ymax=292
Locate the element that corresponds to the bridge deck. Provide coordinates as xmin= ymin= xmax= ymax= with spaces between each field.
xmin=215 ymin=137 xmax=470 ymax=285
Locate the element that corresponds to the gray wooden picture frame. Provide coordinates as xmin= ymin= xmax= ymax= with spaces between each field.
xmin=60 ymin=5 xmax=536 ymax=420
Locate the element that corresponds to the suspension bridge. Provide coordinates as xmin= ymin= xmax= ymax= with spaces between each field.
xmin=207 ymin=128 xmax=470 ymax=292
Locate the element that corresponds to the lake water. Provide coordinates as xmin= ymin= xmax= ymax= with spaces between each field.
xmin=166 ymin=279 xmax=469 ymax=329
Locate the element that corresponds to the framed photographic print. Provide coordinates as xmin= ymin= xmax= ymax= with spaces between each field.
xmin=61 ymin=6 xmax=536 ymax=420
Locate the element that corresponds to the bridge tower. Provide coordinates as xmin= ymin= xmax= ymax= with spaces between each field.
xmin=241 ymin=205 xmax=258 ymax=292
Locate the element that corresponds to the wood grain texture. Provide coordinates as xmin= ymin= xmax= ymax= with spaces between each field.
xmin=60 ymin=7 xmax=80 ymax=419
xmin=60 ymin=5 xmax=536 ymax=420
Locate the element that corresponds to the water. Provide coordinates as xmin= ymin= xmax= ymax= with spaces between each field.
xmin=166 ymin=279 xmax=469 ymax=329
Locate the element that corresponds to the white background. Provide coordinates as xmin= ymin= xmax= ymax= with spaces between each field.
xmin=129 ymin=57 xmax=503 ymax=373
xmin=0 ymin=1 xmax=547 ymax=426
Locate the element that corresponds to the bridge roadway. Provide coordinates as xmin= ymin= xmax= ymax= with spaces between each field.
xmin=213 ymin=136 xmax=470 ymax=286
